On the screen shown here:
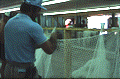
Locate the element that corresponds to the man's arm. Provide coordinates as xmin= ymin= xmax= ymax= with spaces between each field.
xmin=36 ymin=32 xmax=57 ymax=55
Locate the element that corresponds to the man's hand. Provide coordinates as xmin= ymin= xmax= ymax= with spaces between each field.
xmin=49 ymin=32 xmax=57 ymax=52
xmin=50 ymin=32 xmax=57 ymax=40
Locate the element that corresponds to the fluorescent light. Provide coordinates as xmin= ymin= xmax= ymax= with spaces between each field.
xmin=0 ymin=11 xmax=5 ymax=13
xmin=54 ymin=12 xmax=68 ymax=15
xmin=77 ymin=10 xmax=88 ymax=12
xmin=43 ymin=8 xmax=104 ymax=16
xmin=43 ymin=6 xmax=120 ymax=16
xmin=97 ymin=7 xmax=109 ymax=10
xmin=42 ymin=0 xmax=70 ymax=6
xmin=43 ymin=13 xmax=56 ymax=16
xmin=43 ymin=10 xmax=87 ymax=16
xmin=65 ymin=11 xmax=78 ymax=13
xmin=0 ymin=8 xmax=20 ymax=13
xmin=43 ymin=10 xmax=91 ymax=16
xmin=109 ymin=6 xmax=120 ymax=9
xmin=5 ymin=8 xmax=20 ymax=12
xmin=0 ymin=9 xmax=4 ymax=13
xmin=11 ymin=8 xmax=20 ymax=11
xmin=86 ymin=9 xmax=99 ymax=12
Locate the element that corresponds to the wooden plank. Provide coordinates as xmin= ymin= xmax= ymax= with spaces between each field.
xmin=64 ymin=30 xmax=72 ymax=78
xmin=42 ymin=27 xmax=117 ymax=32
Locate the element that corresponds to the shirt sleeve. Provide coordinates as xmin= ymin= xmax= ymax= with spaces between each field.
xmin=29 ymin=23 xmax=48 ymax=45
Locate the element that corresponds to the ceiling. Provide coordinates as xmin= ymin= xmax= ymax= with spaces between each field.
xmin=0 ymin=0 xmax=22 ymax=8
xmin=1 ymin=0 xmax=120 ymax=15
xmin=0 ymin=0 xmax=53 ymax=9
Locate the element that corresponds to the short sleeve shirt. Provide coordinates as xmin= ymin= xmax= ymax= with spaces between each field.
xmin=4 ymin=13 xmax=48 ymax=63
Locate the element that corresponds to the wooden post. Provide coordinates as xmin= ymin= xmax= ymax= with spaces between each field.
xmin=51 ymin=16 xmax=55 ymax=27
xmin=53 ymin=16 xmax=62 ymax=27
xmin=80 ymin=16 xmax=81 ymax=26
xmin=112 ymin=13 xmax=115 ymax=27
xmin=45 ymin=16 xmax=48 ymax=27
xmin=64 ymin=30 xmax=72 ymax=78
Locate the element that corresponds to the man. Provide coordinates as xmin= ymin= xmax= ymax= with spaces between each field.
xmin=4 ymin=0 xmax=57 ymax=78
xmin=0 ymin=12 xmax=10 ymax=78
xmin=81 ymin=20 xmax=87 ymax=28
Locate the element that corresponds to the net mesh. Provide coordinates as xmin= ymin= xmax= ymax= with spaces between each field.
xmin=34 ymin=29 xmax=120 ymax=78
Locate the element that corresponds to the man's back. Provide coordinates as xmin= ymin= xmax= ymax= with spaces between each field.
xmin=4 ymin=13 xmax=48 ymax=63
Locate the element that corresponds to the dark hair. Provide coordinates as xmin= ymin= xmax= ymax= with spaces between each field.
xmin=82 ymin=20 xmax=85 ymax=23
xmin=20 ymin=2 xmax=40 ymax=13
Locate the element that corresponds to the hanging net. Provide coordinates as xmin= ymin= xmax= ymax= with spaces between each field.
xmin=34 ymin=28 xmax=120 ymax=78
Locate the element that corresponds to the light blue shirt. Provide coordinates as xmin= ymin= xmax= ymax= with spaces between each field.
xmin=4 ymin=13 xmax=48 ymax=63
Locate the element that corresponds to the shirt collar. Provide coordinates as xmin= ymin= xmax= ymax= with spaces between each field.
xmin=17 ymin=13 xmax=32 ymax=20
